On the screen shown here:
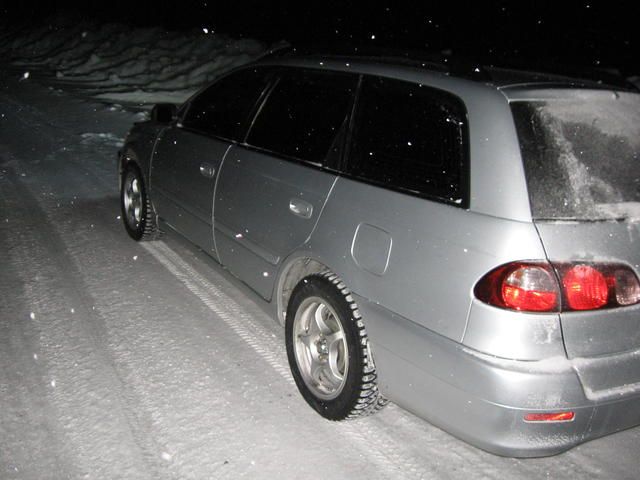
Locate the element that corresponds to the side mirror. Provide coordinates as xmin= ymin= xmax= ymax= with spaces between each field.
xmin=151 ymin=103 xmax=177 ymax=124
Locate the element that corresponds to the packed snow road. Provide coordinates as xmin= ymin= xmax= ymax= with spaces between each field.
xmin=1 ymin=67 xmax=638 ymax=480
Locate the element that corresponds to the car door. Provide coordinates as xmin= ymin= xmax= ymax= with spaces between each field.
xmin=214 ymin=68 xmax=358 ymax=300
xmin=149 ymin=66 xmax=273 ymax=258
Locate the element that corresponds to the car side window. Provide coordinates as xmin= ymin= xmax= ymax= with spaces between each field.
xmin=246 ymin=69 xmax=358 ymax=166
xmin=182 ymin=67 xmax=272 ymax=141
xmin=347 ymin=76 xmax=469 ymax=206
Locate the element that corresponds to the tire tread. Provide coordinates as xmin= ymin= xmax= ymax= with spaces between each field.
xmin=121 ymin=164 xmax=162 ymax=242
xmin=314 ymin=272 xmax=388 ymax=420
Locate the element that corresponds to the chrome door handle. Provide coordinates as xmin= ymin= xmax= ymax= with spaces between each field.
xmin=199 ymin=163 xmax=215 ymax=178
xmin=289 ymin=198 xmax=313 ymax=219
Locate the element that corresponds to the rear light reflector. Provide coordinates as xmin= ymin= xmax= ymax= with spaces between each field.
xmin=524 ymin=411 xmax=575 ymax=423
xmin=614 ymin=268 xmax=640 ymax=305
xmin=475 ymin=261 xmax=640 ymax=312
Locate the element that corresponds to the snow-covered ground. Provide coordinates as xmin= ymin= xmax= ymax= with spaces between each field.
xmin=1 ymin=20 xmax=639 ymax=480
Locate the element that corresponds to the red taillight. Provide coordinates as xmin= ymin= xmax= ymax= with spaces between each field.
xmin=475 ymin=261 xmax=640 ymax=312
xmin=562 ymin=265 xmax=608 ymax=310
xmin=501 ymin=266 xmax=559 ymax=312
xmin=475 ymin=263 xmax=560 ymax=313
xmin=524 ymin=411 xmax=575 ymax=423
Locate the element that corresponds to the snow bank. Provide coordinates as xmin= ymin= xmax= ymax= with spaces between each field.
xmin=0 ymin=18 xmax=270 ymax=106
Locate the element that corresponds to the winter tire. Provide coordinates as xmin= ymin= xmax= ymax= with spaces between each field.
xmin=120 ymin=164 xmax=160 ymax=241
xmin=286 ymin=273 xmax=388 ymax=420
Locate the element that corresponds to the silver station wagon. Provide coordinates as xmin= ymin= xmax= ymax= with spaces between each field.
xmin=119 ymin=53 xmax=640 ymax=457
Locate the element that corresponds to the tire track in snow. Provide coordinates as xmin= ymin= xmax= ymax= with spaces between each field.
xmin=0 ymin=170 xmax=80 ymax=480
xmin=144 ymin=242 xmax=294 ymax=383
xmin=143 ymin=241 xmax=432 ymax=480
xmin=1 ymin=169 xmax=164 ymax=480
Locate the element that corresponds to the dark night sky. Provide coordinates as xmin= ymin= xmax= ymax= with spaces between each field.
xmin=3 ymin=1 xmax=639 ymax=76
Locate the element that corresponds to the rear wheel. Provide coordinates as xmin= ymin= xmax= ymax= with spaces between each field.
xmin=120 ymin=164 xmax=160 ymax=241
xmin=285 ymin=273 xmax=387 ymax=420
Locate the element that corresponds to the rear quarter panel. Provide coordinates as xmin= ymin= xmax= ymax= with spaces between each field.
xmin=304 ymin=177 xmax=547 ymax=343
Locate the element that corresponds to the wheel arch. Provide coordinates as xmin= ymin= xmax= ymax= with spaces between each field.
xmin=276 ymin=255 xmax=333 ymax=326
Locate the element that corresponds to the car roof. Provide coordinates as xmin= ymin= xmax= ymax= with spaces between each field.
xmin=255 ymin=46 xmax=638 ymax=92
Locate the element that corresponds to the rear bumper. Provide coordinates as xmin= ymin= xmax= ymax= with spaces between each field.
xmin=355 ymin=295 xmax=640 ymax=457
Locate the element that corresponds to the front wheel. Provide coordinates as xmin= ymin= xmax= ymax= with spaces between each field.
xmin=120 ymin=164 xmax=160 ymax=241
xmin=285 ymin=273 xmax=387 ymax=420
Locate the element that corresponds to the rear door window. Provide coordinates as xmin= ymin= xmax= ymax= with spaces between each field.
xmin=347 ymin=76 xmax=469 ymax=206
xmin=182 ymin=67 xmax=272 ymax=141
xmin=246 ymin=68 xmax=358 ymax=166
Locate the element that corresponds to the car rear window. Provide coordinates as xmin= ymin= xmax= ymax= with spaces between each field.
xmin=511 ymin=92 xmax=640 ymax=221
